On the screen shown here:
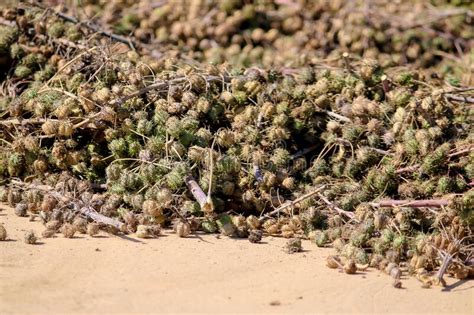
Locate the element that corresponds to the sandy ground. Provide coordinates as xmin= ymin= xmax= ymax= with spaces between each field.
xmin=0 ymin=204 xmax=472 ymax=315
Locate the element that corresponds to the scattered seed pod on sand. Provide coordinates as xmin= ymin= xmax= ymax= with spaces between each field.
xmin=175 ymin=221 xmax=191 ymax=238
xmin=0 ymin=1 xmax=472 ymax=287
xmin=285 ymin=238 xmax=302 ymax=254
xmin=61 ymin=223 xmax=76 ymax=238
xmin=24 ymin=230 xmax=37 ymax=244
xmin=87 ymin=223 xmax=100 ymax=237
xmin=343 ymin=260 xmax=357 ymax=274
xmin=42 ymin=229 xmax=56 ymax=238
xmin=136 ymin=225 xmax=150 ymax=238
xmin=248 ymin=230 xmax=263 ymax=243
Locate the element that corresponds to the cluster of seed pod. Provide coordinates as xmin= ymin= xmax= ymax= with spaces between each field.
xmin=0 ymin=2 xmax=472 ymax=284
xmin=41 ymin=0 xmax=474 ymax=73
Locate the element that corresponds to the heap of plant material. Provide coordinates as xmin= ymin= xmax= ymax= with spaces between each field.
xmin=45 ymin=0 xmax=474 ymax=74
xmin=0 ymin=3 xmax=473 ymax=288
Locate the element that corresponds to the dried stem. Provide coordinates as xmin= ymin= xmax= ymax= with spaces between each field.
xmin=260 ymin=185 xmax=326 ymax=221
xmin=10 ymin=180 xmax=125 ymax=230
xmin=184 ymin=176 xmax=213 ymax=213
xmin=396 ymin=145 xmax=474 ymax=174
xmin=33 ymin=2 xmax=137 ymax=49
xmin=445 ymin=94 xmax=474 ymax=103
xmin=317 ymin=193 xmax=357 ymax=221
xmin=370 ymin=199 xmax=449 ymax=208
xmin=110 ymin=75 xmax=231 ymax=107
xmin=434 ymin=252 xmax=453 ymax=286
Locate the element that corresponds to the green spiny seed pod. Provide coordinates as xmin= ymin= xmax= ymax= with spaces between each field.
xmin=216 ymin=155 xmax=241 ymax=174
xmin=8 ymin=153 xmax=24 ymax=177
xmin=109 ymin=138 xmax=127 ymax=158
xmin=165 ymin=162 xmax=188 ymax=190
xmin=381 ymin=229 xmax=395 ymax=244
xmin=314 ymin=230 xmax=329 ymax=247
xmin=0 ymin=25 xmax=19 ymax=54
xmin=270 ymin=148 xmax=290 ymax=168
xmin=392 ymin=235 xmax=407 ymax=251
xmin=201 ymin=219 xmax=218 ymax=233
xmin=437 ymin=176 xmax=453 ymax=194
xmin=354 ymin=248 xmax=369 ymax=265
xmin=166 ymin=116 xmax=182 ymax=138
xmin=332 ymin=238 xmax=345 ymax=253
xmin=373 ymin=239 xmax=389 ymax=255
xmin=421 ymin=143 xmax=450 ymax=174
xmin=350 ymin=229 xmax=369 ymax=248
xmin=387 ymin=87 xmax=411 ymax=108
xmin=14 ymin=65 xmax=32 ymax=78
xmin=216 ymin=214 xmax=236 ymax=236
xmin=119 ymin=172 xmax=142 ymax=191
xmin=47 ymin=21 xmax=65 ymax=38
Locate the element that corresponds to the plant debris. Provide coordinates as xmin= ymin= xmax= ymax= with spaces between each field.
xmin=0 ymin=1 xmax=472 ymax=287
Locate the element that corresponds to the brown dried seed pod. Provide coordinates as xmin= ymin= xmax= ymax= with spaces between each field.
xmin=147 ymin=225 xmax=161 ymax=237
xmin=41 ymin=195 xmax=57 ymax=212
xmin=72 ymin=217 xmax=88 ymax=234
xmin=284 ymin=238 xmax=302 ymax=254
xmin=142 ymin=200 xmax=163 ymax=218
xmin=136 ymin=225 xmax=150 ymax=238
xmin=15 ymin=203 xmax=28 ymax=217
xmin=42 ymin=229 xmax=56 ymax=238
xmin=8 ymin=190 xmax=21 ymax=206
xmin=58 ymin=121 xmax=74 ymax=137
xmin=344 ymin=260 xmax=357 ymax=274
xmin=281 ymin=177 xmax=296 ymax=190
xmin=24 ymin=230 xmax=37 ymax=244
xmin=61 ymin=223 xmax=76 ymax=238
xmin=175 ymin=221 xmax=191 ymax=237
xmin=87 ymin=223 xmax=100 ymax=237
xmin=45 ymin=220 xmax=61 ymax=231
xmin=248 ymin=230 xmax=263 ymax=243
xmin=246 ymin=215 xmax=260 ymax=230
xmin=41 ymin=120 xmax=59 ymax=135
xmin=0 ymin=224 xmax=7 ymax=241
xmin=326 ymin=255 xmax=342 ymax=269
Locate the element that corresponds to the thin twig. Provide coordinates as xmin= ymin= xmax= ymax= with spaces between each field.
xmin=259 ymin=185 xmax=326 ymax=221
xmin=445 ymin=94 xmax=474 ymax=103
xmin=317 ymin=193 xmax=356 ymax=221
xmin=370 ymin=199 xmax=449 ymax=208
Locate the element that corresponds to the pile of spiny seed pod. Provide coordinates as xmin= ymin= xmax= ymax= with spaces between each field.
xmin=0 ymin=2 xmax=473 ymax=287
xmin=42 ymin=0 xmax=474 ymax=71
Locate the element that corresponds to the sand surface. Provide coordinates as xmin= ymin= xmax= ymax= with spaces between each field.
xmin=0 ymin=204 xmax=472 ymax=315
